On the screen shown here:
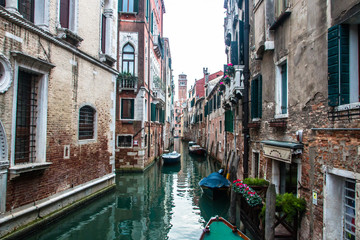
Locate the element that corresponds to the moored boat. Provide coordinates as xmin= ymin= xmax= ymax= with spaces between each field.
xmin=189 ymin=145 xmax=206 ymax=156
xmin=162 ymin=151 xmax=181 ymax=164
xmin=199 ymin=216 xmax=250 ymax=240
xmin=199 ymin=171 xmax=230 ymax=200
xmin=188 ymin=141 xmax=196 ymax=149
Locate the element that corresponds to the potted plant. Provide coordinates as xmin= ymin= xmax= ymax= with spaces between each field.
xmin=223 ymin=75 xmax=231 ymax=85
xmin=226 ymin=63 xmax=235 ymax=77
xmin=219 ymin=81 xmax=226 ymax=91
xmin=232 ymin=179 xmax=263 ymax=207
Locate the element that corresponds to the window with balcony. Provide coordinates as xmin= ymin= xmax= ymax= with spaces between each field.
xmin=328 ymin=24 xmax=359 ymax=108
xmin=121 ymin=99 xmax=134 ymax=120
xmin=119 ymin=0 xmax=138 ymax=13
xmin=79 ymin=106 xmax=96 ymax=140
xmin=275 ymin=61 xmax=288 ymax=116
xmin=251 ymin=75 xmax=262 ymax=119
xmin=122 ymin=44 xmax=135 ymax=75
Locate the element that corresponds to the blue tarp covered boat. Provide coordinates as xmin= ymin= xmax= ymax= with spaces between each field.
xmin=199 ymin=171 xmax=231 ymax=200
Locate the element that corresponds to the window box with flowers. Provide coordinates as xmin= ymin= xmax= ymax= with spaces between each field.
xmin=223 ymin=76 xmax=231 ymax=85
xmin=232 ymin=179 xmax=263 ymax=207
xmin=226 ymin=63 xmax=235 ymax=77
xmin=219 ymin=81 xmax=226 ymax=91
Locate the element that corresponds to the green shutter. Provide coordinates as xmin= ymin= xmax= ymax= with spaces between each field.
xmin=231 ymin=41 xmax=239 ymax=65
xmin=239 ymin=20 xmax=244 ymax=65
xmin=162 ymin=109 xmax=165 ymax=123
xmin=146 ymin=0 xmax=149 ymax=21
xmin=151 ymin=12 xmax=154 ymax=34
xmin=339 ymin=25 xmax=349 ymax=105
xmin=258 ymin=75 xmax=262 ymax=118
xmin=251 ymin=79 xmax=257 ymax=119
xmin=205 ymin=103 xmax=208 ymax=117
xmin=328 ymin=25 xmax=349 ymax=106
xmin=118 ymin=0 xmax=123 ymax=12
xmin=151 ymin=103 xmax=156 ymax=121
xmin=214 ymin=94 xmax=217 ymax=110
xmin=225 ymin=110 xmax=234 ymax=133
xmin=121 ymin=99 xmax=124 ymax=118
xmin=130 ymin=99 xmax=134 ymax=119
xmin=134 ymin=0 xmax=139 ymax=13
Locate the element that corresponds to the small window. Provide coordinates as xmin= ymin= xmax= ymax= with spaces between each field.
xmin=275 ymin=61 xmax=288 ymax=116
xmin=122 ymin=44 xmax=135 ymax=75
xmin=344 ymin=179 xmax=356 ymax=239
xmin=121 ymin=99 xmax=134 ymax=119
xmin=19 ymin=0 xmax=34 ymax=22
xmin=117 ymin=135 xmax=132 ymax=148
xmin=59 ymin=0 xmax=76 ymax=32
xmin=101 ymin=14 xmax=107 ymax=53
xmin=220 ymin=120 xmax=222 ymax=133
xmin=144 ymin=134 xmax=147 ymax=148
xmin=253 ymin=152 xmax=260 ymax=178
xmin=119 ymin=0 xmax=138 ymax=12
xmin=79 ymin=106 xmax=95 ymax=140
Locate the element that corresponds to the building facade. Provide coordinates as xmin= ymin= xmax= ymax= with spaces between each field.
xmin=224 ymin=0 xmax=360 ymax=239
xmin=0 ymin=0 xmax=118 ymax=236
xmin=115 ymin=0 xmax=171 ymax=170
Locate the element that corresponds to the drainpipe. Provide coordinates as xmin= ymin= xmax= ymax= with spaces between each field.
xmin=242 ymin=0 xmax=250 ymax=179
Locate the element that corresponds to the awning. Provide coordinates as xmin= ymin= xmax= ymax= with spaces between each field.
xmin=261 ymin=140 xmax=303 ymax=163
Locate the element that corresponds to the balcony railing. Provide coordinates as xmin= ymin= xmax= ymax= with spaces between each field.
xmin=118 ymin=73 xmax=138 ymax=91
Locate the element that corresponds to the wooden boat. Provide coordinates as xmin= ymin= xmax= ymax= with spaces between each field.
xmin=189 ymin=145 xmax=206 ymax=156
xmin=188 ymin=141 xmax=196 ymax=149
xmin=199 ymin=171 xmax=230 ymax=200
xmin=199 ymin=216 xmax=250 ymax=240
xmin=162 ymin=151 xmax=181 ymax=164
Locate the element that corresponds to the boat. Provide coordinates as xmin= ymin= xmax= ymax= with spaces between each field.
xmin=189 ymin=145 xmax=206 ymax=156
xmin=188 ymin=141 xmax=196 ymax=149
xmin=199 ymin=216 xmax=250 ymax=240
xmin=199 ymin=170 xmax=230 ymax=200
xmin=162 ymin=151 xmax=181 ymax=164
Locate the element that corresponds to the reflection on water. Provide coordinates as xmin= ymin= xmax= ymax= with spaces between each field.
xmin=27 ymin=139 xmax=229 ymax=240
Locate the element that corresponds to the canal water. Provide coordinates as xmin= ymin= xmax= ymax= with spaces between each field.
xmin=27 ymin=139 xmax=231 ymax=240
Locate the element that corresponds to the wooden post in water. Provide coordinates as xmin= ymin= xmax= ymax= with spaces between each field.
xmin=229 ymin=153 xmax=237 ymax=225
xmin=265 ymin=184 xmax=276 ymax=240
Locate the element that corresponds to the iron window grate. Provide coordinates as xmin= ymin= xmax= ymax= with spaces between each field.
xmin=79 ymin=106 xmax=95 ymax=140
xmin=344 ymin=179 xmax=356 ymax=240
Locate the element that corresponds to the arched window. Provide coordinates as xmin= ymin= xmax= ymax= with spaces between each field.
xmin=122 ymin=44 xmax=135 ymax=75
xmin=79 ymin=106 xmax=95 ymax=140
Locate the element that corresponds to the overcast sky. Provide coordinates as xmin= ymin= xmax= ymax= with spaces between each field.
xmin=163 ymin=0 xmax=226 ymax=100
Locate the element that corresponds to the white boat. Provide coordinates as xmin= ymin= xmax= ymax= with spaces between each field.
xmin=162 ymin=151 xmax=181 ymax=164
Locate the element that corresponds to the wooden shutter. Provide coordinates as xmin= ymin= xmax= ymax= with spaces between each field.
xmin=251 ymin=78 xmax=257 ymax=119
xmin=328 ymin=25 xmax=349 ymax=106
xmin=60 ymin=0 xmax=70 ymax=28
xmin=134 ymin=0 xmax=139 ymax=12
xmin=145 ymin=0 xmax=149 ymax=21
xmin=118 ymin=0 xmax=123 ymax=11
xmin=204 ymin=102 xmax=208 ymax=117
xmin=101 ymin=14 xmax=107 ymax=53
xmin=151 ymin=103 xmax=156 ymax=121
xmin=225 ymin=110 xmax=234 ymax=132
xmin=231 ymin=41 xmax=239 ymax=65
xmin=258 ymin=75 xmax=262 ymax=118
xmin=151 ymin=12 xmax=154 ymax=34
xmin=214 ymin=94 xmax=217 ymax=110
xmin=239 ymin=20 xmax=244 ymax=65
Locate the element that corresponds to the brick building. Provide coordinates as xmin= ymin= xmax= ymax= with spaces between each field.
xmin=174 ymin=73 xmax=187 ymax=138
xmin=115 ymin=0 xmax=172 ymax=170
xmin=0 ymin=0 xmax=118 ymax=236
xmin=224 ymin=0 xmax=360 ymax=239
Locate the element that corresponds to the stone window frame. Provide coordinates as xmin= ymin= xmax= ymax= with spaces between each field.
xmin=116 ymin=134 xmax=133 ymax=148
xmin=274 ymin=57 xmax=288 ymax=119
xmin=78 ymin=103 xmax=98 ymax=144
xmin=0 ymin=55 xmax=13 ymax=93
xmin=78 ymin=105 xmax=96 ymax=140
xmin=324 ymin=167 xmax=360 ymax=240
xmin=9 ymin=52 xmax=54 ymax=177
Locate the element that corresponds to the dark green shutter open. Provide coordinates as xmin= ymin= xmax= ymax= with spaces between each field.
xmin=205 ymin=103 xmax=208 ymax=117
xmin=225 ymin=110 xmax=234 ymax=132
xmin=162 ymin=109 xmax=165 ymax=123
xmin=118 ymin=0 xmax=123 ymax=12
xmin=239 ymin=20 xmax=244 ymax=65
xmin=151 ymin=103 xmax=156 ymax=121
xmin=134 ymin=0 xmax=139 ymax=12
xmin=214 ymin=94 xmax=217 ymax=110
xmin=231 ymin=41 xmax=239 ymax=65
xmin=145 ymin=0 xmax=149 ymax=21
xmin=251 ymin=79 xmax=257 ymax=119
xmin=258 ymin=75 xmax=262 ymax=118
xmin=151 ymin=12 xmax=154 ymax=34
xmin=328 ymin=25 xmax=349 ymax=106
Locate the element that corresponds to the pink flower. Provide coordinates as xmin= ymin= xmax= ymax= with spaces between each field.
xmin=220 ymin=82 xmax=224 ymax=85
xmin=228 ymin=63 xmax=233 ymax=66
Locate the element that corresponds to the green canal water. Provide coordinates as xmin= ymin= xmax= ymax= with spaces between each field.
xmin=27 ymin=140 xmax=231 ymax=240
